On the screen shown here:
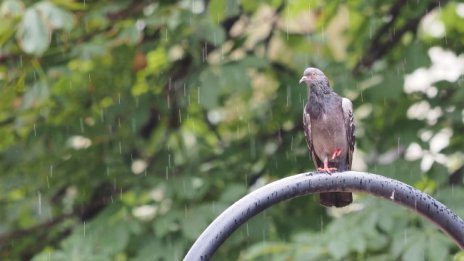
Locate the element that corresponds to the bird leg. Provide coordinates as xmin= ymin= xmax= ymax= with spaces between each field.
xmin=318 ymin=157 xmax=337 ymax=174
xmin=331 ymin=148 xmax=342 ymax=160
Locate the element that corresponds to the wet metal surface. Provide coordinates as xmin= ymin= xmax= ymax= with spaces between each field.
xmin=184 ymin=171 xmax=464 ymax=260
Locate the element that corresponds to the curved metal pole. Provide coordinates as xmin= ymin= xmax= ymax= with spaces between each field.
xmin=184 ymin=171 xmax=464 ymax=260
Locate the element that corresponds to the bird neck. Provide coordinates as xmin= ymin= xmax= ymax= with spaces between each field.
xmin=308 ymin=77 xmax=332 ymax=96
xmin=308 ymin=87 xmax=330 ymax=103
xmin=307 ymin=92 xmax=326 ymax=116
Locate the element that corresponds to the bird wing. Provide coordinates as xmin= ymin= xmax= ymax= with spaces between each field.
xmin=341 ymin=98 xmax=355 ymax=168
xmin=303 ymin=105 xmax=323 ymax=168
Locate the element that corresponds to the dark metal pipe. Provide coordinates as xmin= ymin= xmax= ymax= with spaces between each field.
xmin=184 ymin=171 xmax=464 ymax=260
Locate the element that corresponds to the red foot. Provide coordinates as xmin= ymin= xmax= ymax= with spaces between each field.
xmin=331 ymin=148 xmax=342 ymax=160
xmin=318 ymin=167 xmax=338 ymax=174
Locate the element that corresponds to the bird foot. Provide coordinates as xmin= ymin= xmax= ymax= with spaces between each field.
xmin=318 ymin=167 xmax=338 ymax=174
xmin=331 ymin=148 xmax=342 ymax=160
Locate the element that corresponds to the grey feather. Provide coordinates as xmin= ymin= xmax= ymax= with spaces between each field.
xmin=300 ymin=67 xmax=355 ymax=207
xmin=342 ymin=97 xmax=355 ymax=168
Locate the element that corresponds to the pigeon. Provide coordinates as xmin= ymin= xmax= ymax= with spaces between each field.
xmin=299 ymin=67 xmax=355 ymax=208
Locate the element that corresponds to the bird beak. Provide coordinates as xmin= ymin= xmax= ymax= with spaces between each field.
xmin=299 ymin=76 xmax=307 ymax=84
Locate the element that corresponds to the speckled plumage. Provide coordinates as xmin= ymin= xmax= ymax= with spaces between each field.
xmin=300 ymin=68 xmax=355 ymax=208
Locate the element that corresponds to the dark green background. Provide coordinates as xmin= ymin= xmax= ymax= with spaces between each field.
xmin=1 ymin=0 xmax=464 ymax=260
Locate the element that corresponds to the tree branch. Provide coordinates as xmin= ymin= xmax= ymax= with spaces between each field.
xmin=0 ymin=182 xmax=122 ymax=245
xmin=353 ymin=0 xmax=448 ymax=74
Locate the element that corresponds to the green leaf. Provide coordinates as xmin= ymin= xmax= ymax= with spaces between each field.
xmin=426 ymin=232 xmax=451 ymax=261
xmin=116 ymin=22 xmax=142 ymax=46
xmin=193 ymin=18 xmax=226 ymax=45
xmin=36 ymin=1 xmax=74 ymax=31
xmin=402 ymin=231 xmax=426 ymax=261
xmin=242 ymin=242 xmax=292 ymax=260
xmin=209 ymin=0 xmax=240 ymax=23
xmin=16 ymin=7 xmax=51 ymax=55
xmin=454 ymin=251 xmax=464 ymax=261
xmin=0 ymin=17 xmax=18 ymax=45
xmin=21 ymin=81 xmax=49 ymax=109
xmin=92 ymin=222 xmax=130 ymax=255
xmin=219 ymin=183 xmax=246 ymax=203
xmin=327 ymin=233 xmax=350 ymax=259
xmin=182 ymin=205 xmax=210 ymax=241
xmin=1 ymin=0 xmax=24 ymax=17
xmin=51 ymin=0 xmax=86 ymax=10
xmin=199 ymin=68 xmax=221 ymax=109
xmin=146 ymin=47 xmax=168 ymax=74
xmin=209 ymin=0 xmax=226 ymax=23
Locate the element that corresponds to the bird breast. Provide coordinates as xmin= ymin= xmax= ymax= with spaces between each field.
xmin=311 ymin=111 xmax=348 ymax=162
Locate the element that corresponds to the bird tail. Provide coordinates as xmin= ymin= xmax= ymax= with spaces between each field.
xmin=319 ymin=192 xmax=352 ymax=208
xmin=319 ymin=162 xmax=352 ymax=208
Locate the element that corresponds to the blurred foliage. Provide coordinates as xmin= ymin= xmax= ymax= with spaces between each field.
xmin=0 ymin=0 xmax=463 ymax=260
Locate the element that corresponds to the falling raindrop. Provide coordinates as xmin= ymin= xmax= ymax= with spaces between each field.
xmin=397 ymin=137 xmax=401 ymax=155
xmin=286 ymin=85 xmax=290 ymax=107
xmin=37 ymin=191 xmax=42 ymax=216
xmin=203 ymin=42 xmax=208 ymax=61
xmin=119 ymin=141 xmax=122 ymax=154
xmin=320 ymin=217 xmax=324 ymax=233
xmin=290 ymin=136 xmax=294 ymax=151
xmin=166 ymin=166 xmax=169 ymax=180
xmin=118 ymin=93 xmax=121 ymax=104
xmin=50 ymin=165 xmax=53 ymax=177
xmin=33 ymin=124 xmax=37 ymax=136
xmin=100 ymin=109 xmax=104 ymax=122
xmin=321 ymin=25 xmax=325 ymax=41
xmin=285 ymin=12 xmax=289 ymax=40
xmin=83 ymin=221 xmax=86 ymax=238
xmin=80 ymin=117 xmax=84 ymax=132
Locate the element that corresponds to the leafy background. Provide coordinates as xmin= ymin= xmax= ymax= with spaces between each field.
xmin=1 ymin=0 xmax=464 ymax=260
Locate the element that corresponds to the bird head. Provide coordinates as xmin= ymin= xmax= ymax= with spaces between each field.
xmin=299 ymin=67 xmax=331 ymax=93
